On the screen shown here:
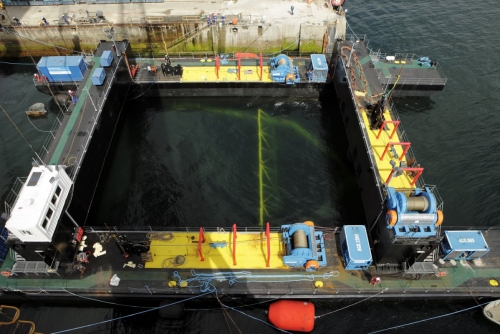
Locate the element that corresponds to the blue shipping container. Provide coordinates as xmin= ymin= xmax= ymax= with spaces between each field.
xmin=100 ymin=50 xmax=113 ymax=67
xmin=92 ymin=68 xmax=106 ymax=86
xmin=340 ymin=225 xmax=373 ymax=270
xmin=441 ymin=230 xmax=490 ymax=260
xmin=37 ymin=56 xmax=87 ymax=83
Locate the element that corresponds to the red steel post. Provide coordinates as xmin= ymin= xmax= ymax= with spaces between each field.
xmin=380 ymin=142 xmax=411 ymax=161
xmin=198 ymin=227 xmax=205 ymax=261
xmin=232 ymin=223 xmax=237 ymax=266
xmin=260 ymin=52 xmax=263 ymax=81
xmin=216 ymin=54 xmax=219 ymax=79
xmin=376 ymin=120 xmax=400 ymax=139
xmin=238 ymin=54 xmax=241 ymax=81
xmin=266 ymin=222 xmax=271 ymax=267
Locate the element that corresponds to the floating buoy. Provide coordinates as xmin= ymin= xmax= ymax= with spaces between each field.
xmin=158 ymin=301 xmax=185 ymax=319
xmin=268 ymin=300 xmax=315 ymax=332
xmin=26 ymin=103 xmax=47 ymax=117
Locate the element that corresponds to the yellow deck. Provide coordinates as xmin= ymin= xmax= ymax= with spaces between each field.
xmin=361 ymin=110 xmax=416 ymax=189
xmin=180 ymin=65 xmax=273 ymax=83
xmin=146 ymin=231 xmax=286 ymax=269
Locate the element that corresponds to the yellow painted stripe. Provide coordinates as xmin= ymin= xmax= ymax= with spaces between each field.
xmin=181 ymin=65 xmax=273 ymax=82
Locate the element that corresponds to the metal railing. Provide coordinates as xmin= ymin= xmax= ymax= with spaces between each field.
xmin=339 ymin=55 xmax=385 ymax=204
xmin=370 ymin=52 xmax=448 ymax=86
xmin=2 ymin=280 xmax=500 ymax=298
xmin=38 ymin=111 xmax=64 ymax=162
xmin=4 ymin=178 xmax=26 ymax=216
xmin=83 ymin=225 xmax=283 ymax=234
xmin=377 ymin=71 xmax=448 ymax=86
xmin=68 ymin=54 xmax=122 ymax=181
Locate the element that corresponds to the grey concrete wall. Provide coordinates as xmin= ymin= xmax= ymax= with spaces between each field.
xmin=0 ymin=21 xmax=336 ymax=57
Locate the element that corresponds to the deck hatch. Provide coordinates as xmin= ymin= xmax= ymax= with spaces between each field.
xmin=27 ymin=172 xmax=42 ymax=187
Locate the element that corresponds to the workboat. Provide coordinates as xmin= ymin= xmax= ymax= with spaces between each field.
xmin=484 ymin=298 xmax=500 ymax=325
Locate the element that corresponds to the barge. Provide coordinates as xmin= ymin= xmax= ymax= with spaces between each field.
xmin=0 ymin=12 xmax=499 ymax=309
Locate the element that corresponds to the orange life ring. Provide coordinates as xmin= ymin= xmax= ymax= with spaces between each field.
xmin=285 ymin=73 xmax=294 ymax=82
xmin=1 ymin=271 xmax=11 ymax=277
xmin=387 ymin=210 xmax=398 ymax=226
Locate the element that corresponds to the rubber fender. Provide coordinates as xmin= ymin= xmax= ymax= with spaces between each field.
xmin=435 ymin=210 xmax=444 ymax=226
xmin=268 ymin=300 xmax=315 ymax=332
xmin=387 ymin=210 xmax=398 ymax=226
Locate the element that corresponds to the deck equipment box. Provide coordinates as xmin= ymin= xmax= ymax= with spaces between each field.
xmin=309 ymin=54 xmax=328 ymax=83
xmin=340 ymin=225 xmax=373 ymax=270
xmin=91 ymin=68 xmax=106 ymax=86
xmin=100 ymin=50 xmax=113 ymax=67
xmin=440 ymin=230 xmax=490 ymax=260
xmin=37 ymin=56 xmax=87 ymax=82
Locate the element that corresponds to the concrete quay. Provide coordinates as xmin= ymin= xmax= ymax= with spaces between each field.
xmin=3 ymin=0 xmax=343 ymax=28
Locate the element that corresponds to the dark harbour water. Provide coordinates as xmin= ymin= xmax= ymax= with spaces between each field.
xmin=1 ymin=0 xmax=500 ymax=332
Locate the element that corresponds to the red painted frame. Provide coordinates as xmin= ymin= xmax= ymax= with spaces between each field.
xmin=385 ymin=167 xmax=424 ymax=186
xmin=380 ymin=142 xmax=411 ymax=161
xmin=376 ymin=120 xmax=401 ymax=139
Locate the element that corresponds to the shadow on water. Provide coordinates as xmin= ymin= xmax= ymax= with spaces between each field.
xmin=319 ymin=86 xmax=365 ymax=226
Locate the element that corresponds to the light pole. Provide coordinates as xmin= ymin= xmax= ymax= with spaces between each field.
xmin=105 ymin=27 xmax=121 ymax=58
xmin=346 ymin=39 xmax=359 ymax=68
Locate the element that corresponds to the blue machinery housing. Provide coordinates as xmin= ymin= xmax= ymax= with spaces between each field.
xmin=386 ymin=187 xmax=441 ymax=238
xmin=308 ymin=54 xmax=328 ymax=82
xmin=440 ymin=231 xmax=490 ymax=260
xmin=270 ymin=55 xmax=301 ymax=84
xmin=100 ymin=51 xmax=114 ymax=67
xmin=37 ymin=56 xmax=88 ymax=82
xmin=281 ymin=223 xmax=327 ymax=271
xmin=340 ymin=225 xmax=373 ymax=270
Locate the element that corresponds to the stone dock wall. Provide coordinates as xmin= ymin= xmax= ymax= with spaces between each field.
xmin=0 ymin=19 xmax=343 ymax=57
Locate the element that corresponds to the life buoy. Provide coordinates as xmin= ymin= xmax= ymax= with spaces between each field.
xmin=285 ymin=73 xmax=294 ymax=83
xmin=1 ymin=271 xmax=11 ymax=277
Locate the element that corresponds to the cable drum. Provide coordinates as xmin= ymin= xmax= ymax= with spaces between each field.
xmin=407 ymin=196 xmax=429 ymax=212
xmin=147 ymin=232 xmax=174 ymax=241
xmin=292 ymin=230 xmax=308 ymax=249
xmin=399 ymin=213 xmax=436 ymax=223
xmin=277 ymin=57 xmax=288 ymax=66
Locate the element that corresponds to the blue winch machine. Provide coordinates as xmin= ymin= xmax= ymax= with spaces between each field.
xmin=270 ymin=55 xmax=300 ymax=84
xmin=440 ymin=230 xmax=489 ymax=261
xmin=385 ymin=187 xmax=444 ymax=238
xmin=339 ymin=225 xmax=373 ymax=270
xmin=281 ymin=222 xmax=326 ymax=271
